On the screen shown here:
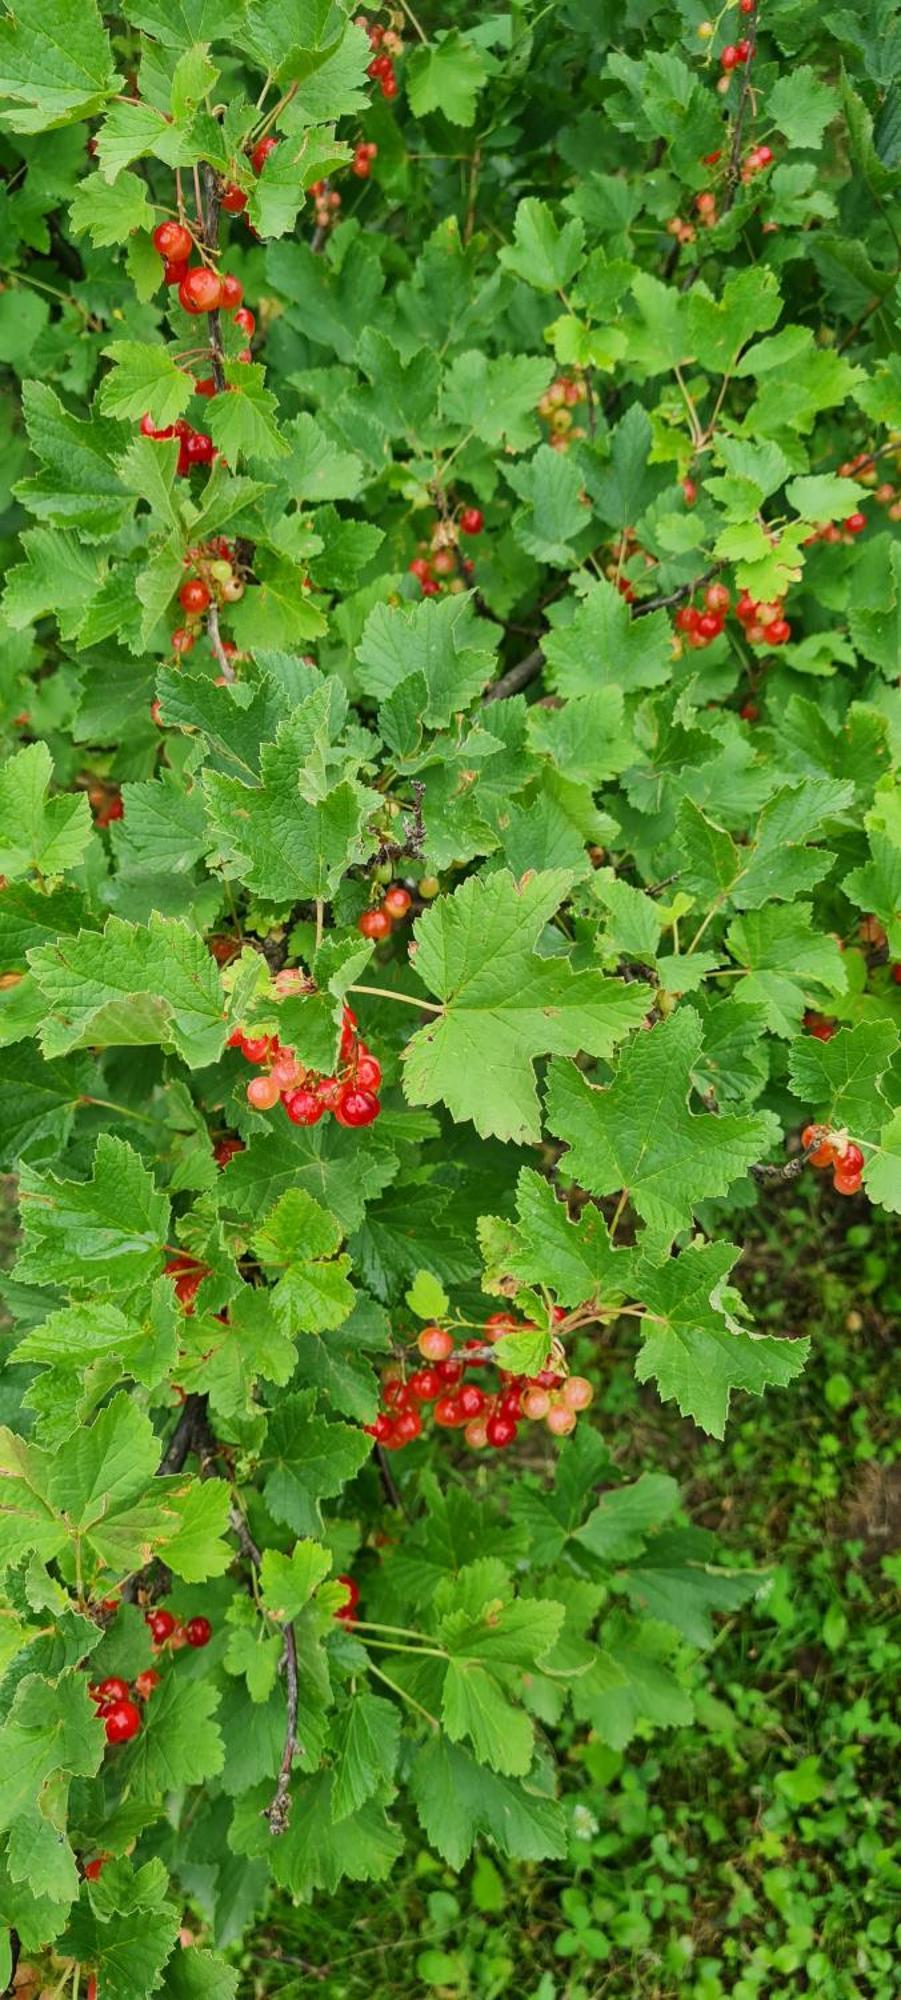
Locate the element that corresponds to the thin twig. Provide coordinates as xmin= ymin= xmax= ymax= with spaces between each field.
xmin=207 ymin=600 xmax=236 ymax=680
xmin=225 ymin=1507 xmax=302 ymax=1835
xmin=483 ymin=646 xmax=544 ymax=702
xmin=721 ymin=23 xmax=759 ymax=215
xmin=200 ymin=162 xmax=226 ymax=395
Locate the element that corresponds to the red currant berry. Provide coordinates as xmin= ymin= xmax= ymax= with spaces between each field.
xmin=221 ymin=181 xmax=248 ymax=212
xmin=833 ymin=1163 xmax=863 ymax=1197
xmin=134 ymin=1669 xmax=161 ymax=1699
xmin=381 ymin=886 xmax=411 ymax=920
xmin=93 ymin=1676 xmax=130 ymax=1705
xmin=84 ymin=1856 xmax=107 ymax=1881
xmin=844 ymin=511 xmax=866 ymax=533
xmin=837 ymin=1141 xmax=864 ymax=1175
xmin=409 ymin=557 xmax=432 ymax=582
xmin=355 ymin=1054 xmax=382 ymax=1090
xmin=184 ymin=1615 xmax=212 ymax=1647
xmin=457 ymin=1383 xmax=486 ymax=1420
xmin=179 ymin=266 xmax=223 ymax=314
xmin=408 ymin=1367 xmax=441 ymax=1401
xmin=233 ymin=306 xmax=256 ymax=337
xmin=164 ymin=257 xmax=189 ymax=287
xmin=464 ymin=1417 xmax=489 ymax=1448
xmin=697 ymin=612 xmax=723 ymax=640
xmin=153 ymin=220 xmax=192 ymax=262
xmin=735 ymin=39 xmax=752 ymax=62
xmin=739 ymin=0 xmax=755 ymax=12
xmin=417 ymin=1324 xmax=454 ymax=1361
xmin=250 ymin=135 xmax=279 ymax=174
xmin=522 ymin=1387 xmax=551 ymax=1420
xmin=561 ymin=1375 xmax=594 ymax=1412
xmin=434 ymin=1392 xmax=465 ymax=1427
xmin=437 ymin=1356 xmax=464 ymax=1386
xmin=393 ymin=1407 xmax=423 ymax=1443
xmin=146 ymin=1608 xmax=177 ymax=1644
xmin=334 ymin=1085 xmax=381 ymax=1127
xmin=185 ymin=430 xmax=215 ymax=463
xmin=283 ymin=1086 xmax=325 ymax=1125
xmin=676 ymin=606 xmax=699 ymax=633
xmin=140 ymin=412 xmax=176 ymax=440
xmin=485 ymin=1414 xmax=518 ymax=1448
xmin=372 ymin=1411 xmax=394 ymax=1443
xmin=705 ymin=582 xmax=730 ymax=612
xmin=721 ymin=44 xmax=740 ymax=70
xmin=358 ymin=908 xmax=392 ymax=940
xmin=219 ymin=273 xmax=243 ymax=310
xmin=247 ymin=1074 xmax=280 ymax=1111
xmin=459 ymin=506 xmax=484 ymax=535
xmin=179 ymin=578 xmax=211 ymax=615
xmin=335 ymin=1574 xmax=360 ymax=1620
xmin=546 ymin=1404 xmax=577 ymax=1437
xmin=171 ymin=627 xmax=194 ymax=656
xmin=104 ymin=1698 xmax=142 ymax=1744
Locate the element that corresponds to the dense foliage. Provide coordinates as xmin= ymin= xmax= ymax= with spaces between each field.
xmin=0 ymin=0 xmax=898 ymax=1993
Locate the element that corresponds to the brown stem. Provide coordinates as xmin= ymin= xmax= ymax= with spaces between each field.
xmin=722 ymin=24 xmax=759 ymax=216
xmin=483 ymin=645 xmax=544 ymax=702
xmin=225 ymin=1506 xmax=301 ymax=1834
xmin=207 ymin=600 xmax=236 ymax=680
xmin=200 ymin=163 xmax=227 ymax=395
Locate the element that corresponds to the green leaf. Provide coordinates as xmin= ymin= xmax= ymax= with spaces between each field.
xmin=262 ymin=1390 xmax=372 ymax=1537
xmin=726 ymin=906 xmax=847 ymax=1036
xmin=29 ymin=914 xmax=227 ymax=1067
xmin=15 ymin=1137 xmax=169 ymax=1293
xmin=0 ymin=743 xmax=92 ymax=883
xmin=863 ymin=1109 xmax=901 ymax=1214
xmin=406 ymin=31 xmax=489 ymax=127
xmin=259 ymin=1540 xmax=332 ymax=1622
xmin=480 ymin=1168 xmax=632 ymax=1312
xmin=355 ymin=594 xmax=497 ymax=727
xmin=634 ymin=1242 xmax=809 ymax=1437
xmin=499 ymin=197 xmax=585 ymax=293
xmin=442 ymin=351 xmax=553 ymax=451
xmin=787 ymin=1021 xmax=898 ymax=1144
xmin=403 ymin=870 xmax=651 ymax=1143
xmin=545 ymin=1011 xmax=780 ymax=1244
xmin=409 ymin=1737 xmax=566 ymax=1870
xmin=252 ymin=1188 xmax=355 ymax=1333
xmin=0 ymin=0 xmax=117 ymax=132
xmin=768 ymin=66 xmax=840 ymax=149
xmin=15 ymin=381 xmax=129 ymax=536
xmin=574 ymin=1473 xmax=680 ymax=1562
xmin=505 ymin=445 xmax=587 ymax=565
xmin=405 ymin=1269 xmax=450 ymax=1321
xmin=125 ymin=1673 xmax=224 ymax=1798
xmin=331 ymin=1693 xmax=400 ymax=1822
xmin=69 ymin=168 xmax=154 ymax=245
xmin=98 ymin=342 xmax=194 ymax=427
xmin=207 ymin=362 xmax=290 ymax=465
xmin=543 ymin=576 xmax=672 ymax=696
xmin=0 ymin=1670 xmax=103 ymax=1834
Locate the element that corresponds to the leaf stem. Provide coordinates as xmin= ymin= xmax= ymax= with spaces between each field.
xmin=348 ymin=983 xmax=443 ymax=1015
xmin=368 ymin=1662 xmax=440 ymax=1728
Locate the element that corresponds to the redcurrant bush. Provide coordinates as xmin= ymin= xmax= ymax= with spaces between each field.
xmin=0 ymin=3 xmax=896 ymax=1991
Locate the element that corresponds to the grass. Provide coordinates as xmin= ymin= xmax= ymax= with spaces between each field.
xmin=239 ymin=1185 xmax=900 ymax=1999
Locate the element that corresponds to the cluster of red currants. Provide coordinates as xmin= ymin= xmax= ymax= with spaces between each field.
xmin=86 ymin=1607 xmax=210 ymax=1747
xmin=803 ymin=1011 xmax=837 ymax=1042
xmin=309 ymin=178 xmax=343 ymax=230
xmin=170 ymin=537 xmax=244 ymax=656
xmin=360 ymin=16 xmax=403 ymax=99
xmin=365 ymin=1318 xmax=594 ymax=1454
xmin=139 ymin=408 xmax=216 ymax=476
xmin=734 ymin=589 xmax=791 ymax=646
xmin=803 ymin=507 xmax=869 ymax=547
xmin=408 ymin=506 xmax=482 ymax=595
xmin=357 ymin=881 xmax=412 ymax=941
xmin=675 ymin=584 xmax=790 ymax=654
xmin=229 ymin=1004 xmax=382 ymax=1129
xmin=352 ymin=140 xmax=379 ymax=178
xmin=537 ymin=374 xmax=589 ymax=452
xmin=720 ymin=36 xmax=753 ymax=71
xmin=151 ymin=219 xmax=249 ymax=333
xmin=802 ymin=1123 xmax=865 ymax=1197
